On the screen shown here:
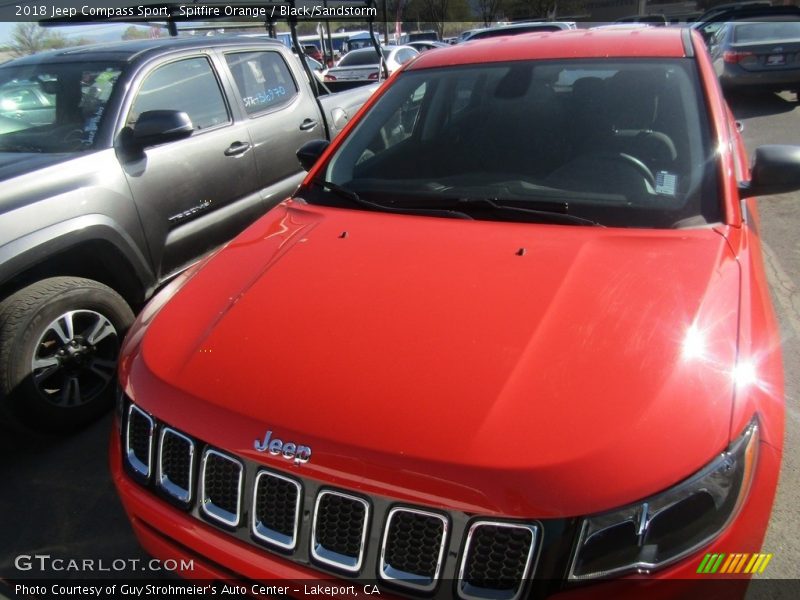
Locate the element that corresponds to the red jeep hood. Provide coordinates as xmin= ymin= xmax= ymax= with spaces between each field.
xmin=132 ymin=203 xmax=741 ymax=516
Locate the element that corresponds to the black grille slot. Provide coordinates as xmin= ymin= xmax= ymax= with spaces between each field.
xmin=459 ymin=522 xmax=537 ymax=600
xmin=317 ymin=493 xmax=365 ymax=556
xmin=126 ymin=405 xmax=153 ymax=477
xmin=201 ymin=450 xmax=242 ymax=526
xmin=253 ymin=471 xmax=301 ymax=550
xmin=312 ymin=491 xmax=369 ymax=572
xmin=381 ymin=508 xmax=447 ymax=590
xmin=157 ymin=428 xmax=194 ymax=503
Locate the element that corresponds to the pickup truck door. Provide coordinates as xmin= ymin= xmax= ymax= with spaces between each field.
xmin=221 ymin=49 xmax=322 ymax=208
xmin=118 ymin=54 xmax=262 ymax=280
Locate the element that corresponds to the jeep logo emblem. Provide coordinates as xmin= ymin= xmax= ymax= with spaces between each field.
xmin=254 ymin=430 xmax=312 ymax=464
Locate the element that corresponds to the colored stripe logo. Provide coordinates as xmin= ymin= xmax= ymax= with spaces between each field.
xmin=697 ymin=553 xmax=773 ymax=574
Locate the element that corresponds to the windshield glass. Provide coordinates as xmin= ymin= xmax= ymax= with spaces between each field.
xmin=338 ymin=49 xmax=385 ymax=67
xmin=311 ymin=59 xmax=719 ymax=228
xmin=0 ymin=61 xmax=123 ymax=153
xmin=734 ymin=21 xmax=800 ymax=43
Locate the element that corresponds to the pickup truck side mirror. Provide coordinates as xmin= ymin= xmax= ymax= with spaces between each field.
xmin=132 ymin=110 xmax=194 ymax=147
xmin=739 ymin=145 xmax=800 ymax=198
xmin=297 ymin=139 xmax=330 ymax=171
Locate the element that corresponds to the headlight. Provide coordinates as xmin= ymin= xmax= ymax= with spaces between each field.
xmin=569 ymin=419 xmax=758 ymax=579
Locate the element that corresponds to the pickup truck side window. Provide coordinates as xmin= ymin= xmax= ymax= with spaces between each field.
xmin=0 ymin=63 xmax=122 ymax=152
xmin=224 ymin=51 xmax=299 ymax=116
xmin=128 ymin=57 xmax=229 ymax=131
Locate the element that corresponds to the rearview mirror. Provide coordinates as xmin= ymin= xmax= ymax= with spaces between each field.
xmin=739 ymin=145 xmax=800 ymax=197
xmin=296 ymin=139 xmax=330 ymax=171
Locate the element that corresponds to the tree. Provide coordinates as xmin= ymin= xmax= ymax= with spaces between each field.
xmin=122 ymin=26 xmax=151 ymax=41
xmin=505 ymin=0 xmax=557 ymax=20
xmin=476 ymin=0 xmax=504 ymax=26
xmin=405 ymin=0 xmax=470 ymax=39
xmin=418 ymin=0 xmax=451 ymax=38
xmin=41 ymin=31 xmax=70 ymax=50
xmin=9 ymin=23 xmax=89 ymax=57
xmin=9 ymin=23 xmax=48 ymax=57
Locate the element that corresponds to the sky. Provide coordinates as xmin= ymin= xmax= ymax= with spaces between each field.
xmin=0 ymin=21 xmax=16 ymax=44
xmin=0 ymin=21 xmax=135 ymax=46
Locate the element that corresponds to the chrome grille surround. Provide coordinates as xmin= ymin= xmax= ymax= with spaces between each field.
xmin=200 ymin=448 xmax=244 ymax=527
xmin=379 ymin=506 xmax=449 ymax=592
xmin=125 ymin=404 xmax=154 ymax=478
xmin=156 ymin=427 xmax=195 ymax=503
xmin=251 ymin=470 xmax=303 ymax=551
xmin=311 ymin=489 xmax=370 ymax=573
xmin=457 ymin=520 xmax=539 ymax=600
xmin=121 ymin=399 xmax=549 ymax=594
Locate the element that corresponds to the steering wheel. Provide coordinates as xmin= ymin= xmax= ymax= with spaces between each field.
xmin=62 ymin=128 xmax=87 ymax=151
xmin=589 ymin=152 xmax=655 ymax=187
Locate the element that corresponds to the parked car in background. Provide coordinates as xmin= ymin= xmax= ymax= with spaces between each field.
xmin=342 ymin=31 xmax=382 ymax=52
xmin=406 ymin=40 xmax=449 ymax=53
xmin=0 ymin=36 xmax=375 ymax=431
xmin=113 ymin=27 xmax=792 ymax=595
xmin=461 ymin=21 xmax=577 ymax=42
xmin=299 ymin=54 xmax=326 ymax=82
xmin=398 ymin=30 xmax=439 ymax=44
xmin=457 ymin=28 xmax=483 ymax=42
xmin=323 ymin=46 xmax=419 ymax=83
xmin=302 ymin=44 xmax=323 ymax=62
xmin=614 ymin=14 xmax=667 ymax=26
xmin=692 ymin=4 xmax=800 ymax=46
xmin=709 ymin=20 xmax=800 ymax=95
xmin=0 ymin=80 xmax=55 ymax=125
xmin=695 ymin=1 xmax=771 ymax=24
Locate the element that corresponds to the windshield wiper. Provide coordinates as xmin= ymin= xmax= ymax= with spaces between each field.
xmin=456 ymin=197 xmax=604 ymax=227
xmin=310 ymin=179 xmax=473 ymax=220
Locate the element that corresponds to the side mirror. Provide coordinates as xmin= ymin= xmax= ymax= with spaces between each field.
xmin=296 ymin=139 xmax=330 ymax=171
xmin=739 ymin=145 xmax=800 ymax=198
xmin=132 ymin=110 xmax=194 ymax=148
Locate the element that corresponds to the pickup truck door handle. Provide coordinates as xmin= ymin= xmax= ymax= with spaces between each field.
xmin=224 ymin=141 xmax=251 ymax=156
xmin=299 ymin=118 xmax=318 ymax=131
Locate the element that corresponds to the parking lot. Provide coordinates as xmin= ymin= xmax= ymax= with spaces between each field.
xmin=0 ymin=90 xmax=798 ymax=583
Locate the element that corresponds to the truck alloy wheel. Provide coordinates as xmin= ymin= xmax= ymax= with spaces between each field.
xmin=31 ymin=309 xmax=119 ymax=408
xmin=0 ymin=277 xmax=134 ymax=431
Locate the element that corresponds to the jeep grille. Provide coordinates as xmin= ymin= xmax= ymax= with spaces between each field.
xmin=121 ymin=401 xmax=541 ymax=597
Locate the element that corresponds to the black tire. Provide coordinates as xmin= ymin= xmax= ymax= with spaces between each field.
xmin=0 ymin=277 xmax=134 ymax=432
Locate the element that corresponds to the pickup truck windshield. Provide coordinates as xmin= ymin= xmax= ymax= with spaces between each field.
xmin=316 ymin=59 xmax=721 ymax=229
xmin=0 ymin=61 xmax=123 ymax=153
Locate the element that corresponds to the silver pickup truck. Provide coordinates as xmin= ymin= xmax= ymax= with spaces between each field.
xmin=0 ymin=36 xmax=375 ymax=431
